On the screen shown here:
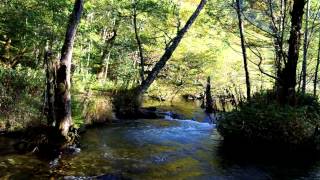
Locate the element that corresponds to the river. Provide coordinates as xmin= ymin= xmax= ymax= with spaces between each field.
xmin=1 ymin=101 xmax=320 ymax=179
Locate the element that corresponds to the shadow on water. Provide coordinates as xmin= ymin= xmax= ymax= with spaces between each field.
xmin=213 ymin=138 xmax=320 ymax=180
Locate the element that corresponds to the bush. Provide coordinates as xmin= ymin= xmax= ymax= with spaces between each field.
xmin=0 ymin=66 xmax=44 ymax=131
xmin=217 ymin=90 xmax=320 ymax=148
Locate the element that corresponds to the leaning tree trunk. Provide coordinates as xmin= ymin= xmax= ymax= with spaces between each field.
xmin=137 ymin=0 xmax=207 ymax=95
xmin=55 ymin=0 xmax=83 ymax=139
xmin=277 ymin=0 xmax=306 ymax=105
xmin=301 ymin=0 xmax=310 ymax=94
xmin=235 ymin=0 xmax=251 ymax=101
xmin=314 ymin=31 xmax=320 ymax=97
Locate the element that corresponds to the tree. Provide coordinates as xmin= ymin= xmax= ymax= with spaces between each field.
xmin=234 ymin=0 xmax=251 ymax=101
xmin=205 ymin=76 xmax=214 ymax=113
xmin=301 ymin=0 xmax=310 ymax=94
xmin=54 ymin=0 xmax=83 ymax=139
xmin=0 ymin=0 xmax=71 ymax=68
xmin=132 ymin=0 xmax=145 ymax=83
xmin=277 ymin=0 xmax=306 ymax=105
xmin=45 ymin=50 xmax=56 ymax=126
xmin=97 ymin=17 xmax=120 ymax=79
xmin=137 ymin=0 xmax=208 ymax=95
xmin=314 ymin=30 xmax=320 ymax=97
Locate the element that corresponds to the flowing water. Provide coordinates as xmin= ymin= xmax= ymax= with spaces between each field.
xmin=1 ymin=101 xmax=320 ymax=179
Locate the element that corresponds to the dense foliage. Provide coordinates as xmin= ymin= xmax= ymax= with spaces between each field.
xmin=218 ymin=91 xmax=320 ymax=147
xmin=0 ymin=67 xmax=44 ymax=131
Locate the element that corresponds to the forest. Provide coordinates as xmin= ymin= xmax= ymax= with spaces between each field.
xmin=1 ymin=0 xmax=320 ymax=179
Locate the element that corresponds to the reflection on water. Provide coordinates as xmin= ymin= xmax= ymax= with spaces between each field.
xmin=1 ymin=101 xmax=320 ymax=179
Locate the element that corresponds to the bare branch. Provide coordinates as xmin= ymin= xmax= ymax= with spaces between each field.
xmin=246 ymin=43 xmax=279 ymax=81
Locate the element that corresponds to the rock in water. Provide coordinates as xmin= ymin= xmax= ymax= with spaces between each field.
xmin=64 ymin=174 xmax=131 ymax=180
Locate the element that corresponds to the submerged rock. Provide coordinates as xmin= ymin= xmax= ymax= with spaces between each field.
xmin=64 ymin=173 xmax=131 ymax=180
xmin=63 ymin=145 xmax=81 ymax=155
xmin=49 ymin=155 xmax=61 ymax=168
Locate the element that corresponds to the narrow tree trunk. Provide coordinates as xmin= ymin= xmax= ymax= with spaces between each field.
xmin=4 ymin=37 xmax=11 ymax=60
xmin=132 ymin=0 xmax=145 ymax=83
xmin=235 ymin=0 xmax=251 ymax=101
xmin=205 ymin=76 xmax=214 ymax=113
xmin=55 ymin=0 xmax=83 ymax=139
xmin=137 ymin=0 xmax=207 ymax=95
xmin=274 ymin=0 xmax=287 ymax=93
xmin=98 ymin=18 xmax=119 ymax=79
xmin=314 ymin=31 xmax=320 ymax=97
xmin=86 ymin=40 xmax=91 ymax=75
xmin=297 ymin=68 xmax=303 ymax=93
xmin=278 ymin=0 xmax=306 ymax=105
xmin=301 ymin=0 xmax=310 ymax=94
xmin=103 ymin=52 xmax=111 ymax=81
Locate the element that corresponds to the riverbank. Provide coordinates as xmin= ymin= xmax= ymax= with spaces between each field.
xmin=217 ymin=91 xmax=320 ymax=151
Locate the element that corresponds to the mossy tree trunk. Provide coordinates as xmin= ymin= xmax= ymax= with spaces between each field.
xmin=45 ymin=50 xmax=56 ymax=126
xmin=54 ymin=0 xmax=83 ymax=139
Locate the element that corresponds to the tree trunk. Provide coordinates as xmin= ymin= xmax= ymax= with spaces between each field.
xmin=4 ymin=37 xmax=11 ymax=60
xmin=84 ymin=40 xmax=92 ymax=76
xmin=314 ymin=31 xmax=320 ymax=97
xmin=235 ymin=0 xmax=251 ymax=101
xmin=205 ymin=76 xmax=214 ymax=113
xmin=274 ymin=0 xmax=285 ymax=90
xmin=97 ymin=18 xmax=119 ymax=79
xmin=137 ymin=0 xmax=207 ymax=95
xmin=277 ymin=0 xmax=306 ymax=105
xmin=132 ymin=0 xmax=145 ymax=83
xmin=301 ymin=0 xmax=310 ymax=94
xmin=103 ymin=52 xmax=111 ymax=81
xmin=55 ymin=0 xmax=83 ymax=139
xmin=45 ymin=51 xmax=56 ymax=126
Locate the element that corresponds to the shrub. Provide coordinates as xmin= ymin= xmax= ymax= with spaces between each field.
xmin=0 ymin=66 xmax=44 ymax=131
xmin=217 ymin=90 xmax=320 ymax=148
